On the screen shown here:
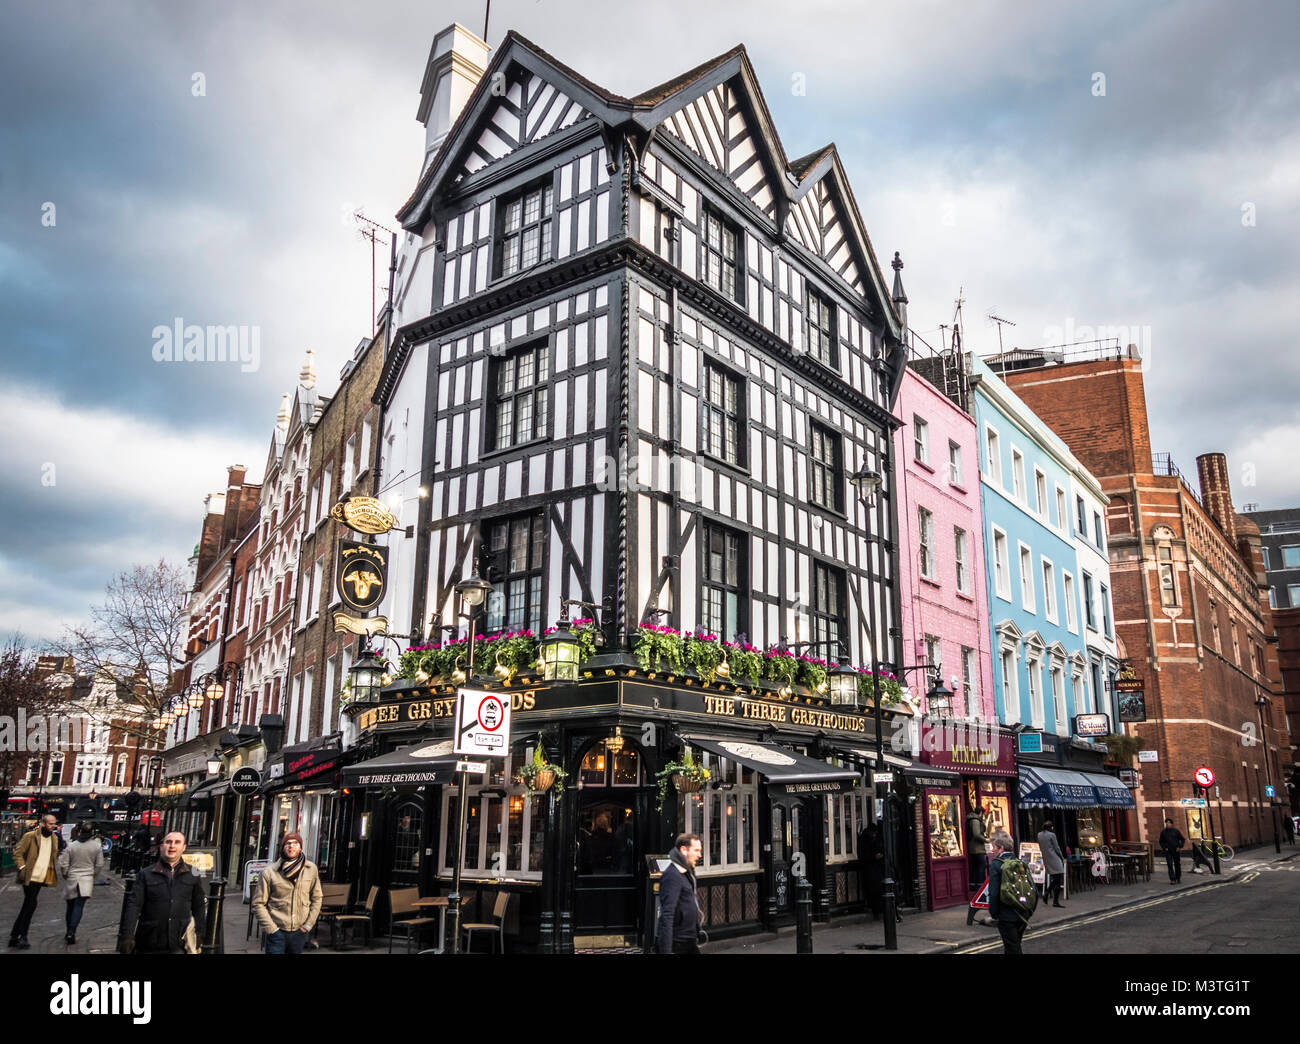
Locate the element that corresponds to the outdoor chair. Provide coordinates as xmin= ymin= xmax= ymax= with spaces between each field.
xmin=331 ymin=885 xmax=379 ymax=949
xmin=461 ymin=890 xmax=511 ymax=954
xmin=388 ymin=887 xmax=437 ymax=954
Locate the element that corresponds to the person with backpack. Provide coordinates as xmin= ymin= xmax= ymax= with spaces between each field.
xmin=987 ymin=830 xmax=1036 ymax=954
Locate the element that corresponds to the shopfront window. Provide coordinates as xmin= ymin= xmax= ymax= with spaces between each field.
xmin=823 ymin=762 xmax=868 ymax=864
xmin=440 ymin=754 xmax=547 ymax=879
xmin=677 ymin=752 xmax=758 ymax=875
xmin=578 ymin=741 xmax=643 ymax=786
xmin=1076 ymin=808 xmax=1104 ymax=848
xmin=927 ymin=793 xmax=964 ymax=859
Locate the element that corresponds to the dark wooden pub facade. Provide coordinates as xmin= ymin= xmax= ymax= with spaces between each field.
xmin=347 ymin=26 xmax=915 ymax=951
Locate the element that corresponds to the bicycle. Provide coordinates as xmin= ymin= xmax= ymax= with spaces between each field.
xmin=1200 ymin=838 xmax=1234 ymax=861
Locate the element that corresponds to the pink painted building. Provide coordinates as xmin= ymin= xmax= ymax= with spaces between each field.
xmin=893 ymin=355 xmax=1004 ymax=912
xmin=893 ymin=363 xmax=995 ymax=722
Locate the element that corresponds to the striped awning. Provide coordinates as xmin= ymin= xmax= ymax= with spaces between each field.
xmin=1018 ymin=767 xmax=1098 ymax=808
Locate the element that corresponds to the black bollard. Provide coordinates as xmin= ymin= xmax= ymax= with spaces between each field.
xmin=795 ymin=876 xmax=813 ymax=954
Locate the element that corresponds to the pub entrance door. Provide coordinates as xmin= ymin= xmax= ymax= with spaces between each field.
xmin=769 ymin=797 xmax=819 ymax=922
xmin=572 ymin=739 xmax=644 ymax=937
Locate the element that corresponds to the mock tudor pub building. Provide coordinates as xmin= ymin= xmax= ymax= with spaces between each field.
xmin=341 ymin=26 xmax=924 ymax=951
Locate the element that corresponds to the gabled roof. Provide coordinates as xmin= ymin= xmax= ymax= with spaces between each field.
xmin=396 ymin=32 xmax=903 ymax=338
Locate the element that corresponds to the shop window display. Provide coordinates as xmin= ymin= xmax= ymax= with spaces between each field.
xmin=1076 ymin=809 xmax=1104 ymax=848
xmin=928 ymin=793 xmax=964 ymax=858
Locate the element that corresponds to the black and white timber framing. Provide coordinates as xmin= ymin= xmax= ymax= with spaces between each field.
xmin=374 ymin=31 xmax=909 ymax=670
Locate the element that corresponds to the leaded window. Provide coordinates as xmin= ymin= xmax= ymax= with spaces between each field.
xmin=807 ymin=289 xmax=836 ymax=368
xmin=484 ymin=511 xmax=546 ymax=635
xmin=810 ymin=422 xmax=841 ymax=511
xmin=491 ymin=342 xmax=550 ymax=450
xmin=701 ymin=207 xmax=741 ymax=302
xmin=497 ymin=181 xmax=553 ymax=277
xmin=701 ymin=361 xmax=743 ymax=466
xmin=701 ymin=523 xmax=743 ymax=640
xmin=812 ymin=562 xmax=847 ymax=657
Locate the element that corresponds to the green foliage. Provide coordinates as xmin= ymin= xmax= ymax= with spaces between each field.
xmin=635 ymin=625 xmax=683 ymax=673
xmin=723 ymin=642 xmax=765 ymax=685
xmin=684 ymin=633 xmax=726 ymax=683
xmin=764 ymin=649 xmax=798 ymax=686
xmin=515 ymin=744 xmax=568 ymax=800
xmin=858 ymin=670 xmax=905 ymax=707
xmin=1102 ymin=732 xmax=1143 ymax=763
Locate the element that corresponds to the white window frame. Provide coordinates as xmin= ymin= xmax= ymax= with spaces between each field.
xmin=440 ymin=755 xmax=546 ymax=880
xmin=1034 ymin=468 xmax=1047 ymax=517
xmin=1041 ymin=558 xmax=1057 ymax=623
xmin=948 ymin=440 xmax=963 ymax=486
xmin=954 ymin=527 xmax=970 ymax=594
xmin=1000 ymin=649 xmax=1019 ymax=717
xmin=1050 ymin=665 xmax=1066 ymax=736
xmin=985 ymin=424 xmax=1002 ymax=486
xmin=359 ymin=417 xmax=373 ymax=479
xmin=1073 ymin=671 xmax=1087 ymax=717
xmin=1026 ymin=655 xmax=1044 ymax=730
xmin=115 ymin=753 xmax=127 ymax=787
xmin=993 ymin=527 xmax=1011 ymax=601
xmin=1063 ymin=572 xmax=1078 ymax=632
xmin=823 ymin=769 xmax=869 ymax=865
xmin=683 ymin=752 xmax=761 ymax=875
xmin=1055 ymin=486 xmax=1067 ymax=531
xmin=1281 ymin=546 xmax=1300 ymax=568
xmin=918 ymin=506 xmax=936 ymax=580
xmin=1019 ymin=542 xmax=1035 ymax=612
xmin=961 ymin=647 xmax=978 ymax=720
xmin=47 ymin=753 xmax=64 ymax=787
xmin=343 ymin=435 xmax=357 ymax=494
xmin=913 ymin=415 xmax=930 ymax=465
xmin=1011 ymin=448 xmax=1026 ymax=503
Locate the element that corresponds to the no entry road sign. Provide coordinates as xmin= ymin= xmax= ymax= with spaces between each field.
xmin=455 ymin=688 xmax=511 ymax=757
xmin=1194 ymin=766 xmax=1216 ymax=788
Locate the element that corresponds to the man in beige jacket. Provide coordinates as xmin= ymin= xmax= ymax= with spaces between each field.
xmin=251 ymin=832 xmax=322 ymax=954
xmin=9 ymin=814 xmax=61 ymax=949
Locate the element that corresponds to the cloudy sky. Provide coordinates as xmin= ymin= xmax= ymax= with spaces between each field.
xmin=2 ymin=0 xmax=1297 ymax=645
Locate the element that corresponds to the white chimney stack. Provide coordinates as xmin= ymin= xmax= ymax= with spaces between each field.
xmin=416 ymin=23 xmax=491 ymax=175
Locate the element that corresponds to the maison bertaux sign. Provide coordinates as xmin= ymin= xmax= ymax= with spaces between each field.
xmin=357 ymin=679 xmax=873 ymax=736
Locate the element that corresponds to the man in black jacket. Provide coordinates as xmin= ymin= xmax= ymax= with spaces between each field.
xmin=118 ymin=831 xmax=206 ymax=954
xmin=1158 ymin=819 xmax=1185 ymax=883
xmin=656 ymin=833 xmax=702 ymax=955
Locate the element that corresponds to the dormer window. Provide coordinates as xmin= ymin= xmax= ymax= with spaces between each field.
xmin=701 ymin=206 xmax=742 ymax=303
xmin=496 ymin=180 xmax=553 ymax=278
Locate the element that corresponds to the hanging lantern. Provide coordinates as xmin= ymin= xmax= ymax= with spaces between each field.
xmin=926 ymin=675 xmax=955 ymax=718
xmin=348 ymin=649 xmax=386 ymax=704
xmin=606 ymin=726 xmax=625 ymax=755
xmin=188 ymin=687 xmax=205 ymax=710
xmin=205 ymin=675 xmax=224 ymax=701
xmin=171 ymin=695 xmax=190 ymax=719
xmin=829 ymin=661 xmax=858 ymax=705
xmin=538 ymin=619 xmax=581 ymax=681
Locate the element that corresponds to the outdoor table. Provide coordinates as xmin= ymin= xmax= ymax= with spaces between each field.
xmin=413 ymin=895 xmax=471 ymax=953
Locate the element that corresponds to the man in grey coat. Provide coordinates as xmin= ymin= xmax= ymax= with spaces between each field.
xmin=58 ymin=824 xmax=106 ymax=944
xmin=1037 ymin=820 xmax=1066 ymax=908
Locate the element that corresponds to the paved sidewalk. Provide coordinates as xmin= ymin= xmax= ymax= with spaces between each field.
xmin=707 ymin=844 xmax=1300 ymax=955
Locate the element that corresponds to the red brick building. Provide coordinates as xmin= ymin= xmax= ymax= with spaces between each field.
xmin=994 ymin=347 xmax=1287 ymax=848
xmin=1273 ymin=606 xmax=1300 ymax=814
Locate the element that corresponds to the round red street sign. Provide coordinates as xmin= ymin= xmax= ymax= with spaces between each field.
xmin=477 ymin=695 xmax=505 ymax=732
xmin=1194 ymin=766 xmax=1215 ymax=788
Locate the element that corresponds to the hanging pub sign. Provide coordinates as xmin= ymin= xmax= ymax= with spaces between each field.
xmin=1115 ymin=663 xmax=1146 ymax=723
xmin=330 ymin=496 xmax=398 ymax=535
xmin=336 ymin=541 xmax=389 ymax=614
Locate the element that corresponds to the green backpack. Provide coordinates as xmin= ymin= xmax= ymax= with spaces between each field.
xmin=998 ymin=857 xmax=1038 ymax=922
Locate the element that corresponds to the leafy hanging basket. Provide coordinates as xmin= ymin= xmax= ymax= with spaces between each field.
xmin=515 ymin=745 xmax=568 ymax=800
xmin=655 ymin=745 xmax=711 ymax=809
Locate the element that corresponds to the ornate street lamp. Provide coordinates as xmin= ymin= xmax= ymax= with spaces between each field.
xmin=926 ymin=675 xmax=955 ymax=718
xmin=538 ymin=616 xmax=581 ymax=681
xmin=188 ymin=685 xmax=206 ymax=710
xmin=205 ymin=675 xmax=224 ymax=702
xmin=206 ymin=753 xmax=222 ymax=777
xmin=849 ymin=463 xmax=883 ymax=505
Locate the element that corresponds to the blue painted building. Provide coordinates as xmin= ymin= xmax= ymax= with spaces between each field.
xmin=967 ymin=354 xmax=1133 ymax=846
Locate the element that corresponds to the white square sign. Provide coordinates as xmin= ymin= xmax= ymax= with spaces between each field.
xmin=454 ymin=688 xmax=512 ymax=757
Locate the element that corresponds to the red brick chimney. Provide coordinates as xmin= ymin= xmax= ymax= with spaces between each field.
xmin=1196 ymin=453 xmax=1237 ymax=545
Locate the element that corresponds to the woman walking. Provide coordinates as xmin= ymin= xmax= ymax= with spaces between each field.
xmin=58 ymin=825 xmax=106 ymax=944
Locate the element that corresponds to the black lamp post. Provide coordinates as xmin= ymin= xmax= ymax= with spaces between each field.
xmin=848 ymin=461 xmax=898 ymax=950
xmin=446 ymin=574 xmax=493 ymax=955
xmin=1256 ymin=695 xmax=1281 ymax=855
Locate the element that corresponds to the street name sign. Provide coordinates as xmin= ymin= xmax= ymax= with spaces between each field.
xmin=454 ymin=688 xmax=511 ymax=757
xmin=1179 ymin=797 xmax=1208 ymax=808
xmin=456 ymin=761 xmax=488 ymax=775
xmin=1137 ymin=750 xmax=1159 ymax=763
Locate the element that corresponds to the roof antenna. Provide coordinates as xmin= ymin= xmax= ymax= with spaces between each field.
xmin=355 ymin=211 xmax=396 ymax=338
xmin=484 ymin=0 xmax=491 ymax=42
xmin=987 ymin=312 xmax=1015 ymax=354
